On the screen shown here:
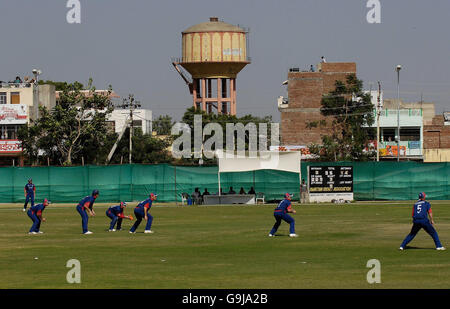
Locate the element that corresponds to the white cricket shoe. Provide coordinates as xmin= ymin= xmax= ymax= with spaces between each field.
xmin=289 ymin=233 xmax=299 ymax=238
xmin=28 ymin=232 xmax=37 ymax=235
xmin=129 ymin=231 xmax=135 ymax=234
xmin=83 ymin=231 xmax=93 ymax=235
xmin=268 ymin=234 xmax=274 ymax=237
xmin=144 ymin=230 xmax=154 ymax=234
xmin=436 ymin=247 xmax=446 ymax=251
xmin=37 ymin=231 xmax=44 ymax=234
xmin=109 ymin=229 xmax=116 ymax=232
xmin=23 ymin=208 xmax=26 ymax=212
xmin=399 ymin=247 xmax=404 ymax=251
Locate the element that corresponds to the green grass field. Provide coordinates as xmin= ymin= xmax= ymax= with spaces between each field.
xmin=0 ymin=201 xmax=449 ymax=289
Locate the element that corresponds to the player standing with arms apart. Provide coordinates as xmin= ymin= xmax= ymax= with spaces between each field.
xmin=23 ymin=178 xmax=36 ymax=212
xmin=129 ymin=193 xmax=157 ymax=234
xmin=76 ymin=190 xmax=99 ymax=235
xmin=27 ymin=198 xmax=50 ymax=234
xmin=399 ymin=192 xmax=445 ymax=250
xmin=106 ymin=202 xmax=133 ymax=231
xmin=269 ymin=193 xmax=298 ymax=237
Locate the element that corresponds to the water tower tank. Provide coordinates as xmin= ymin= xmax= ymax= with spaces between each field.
xmin=173 ymin=17 xmax=250 ymax=115
xmin=181 ymin=17 xmax=250 ymax=78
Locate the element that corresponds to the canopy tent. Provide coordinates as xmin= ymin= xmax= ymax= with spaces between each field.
xmin=216 ymin=150 xmax=301 ymax=199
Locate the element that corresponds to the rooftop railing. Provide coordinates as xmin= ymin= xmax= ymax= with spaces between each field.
xmin=0 ymin=82 xmax=35 ymax=88
xmin=376 ymin=108 xmax=423 ymax=117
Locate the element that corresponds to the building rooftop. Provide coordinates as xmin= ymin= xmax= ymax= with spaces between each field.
xmin=183 ymin=17 xmax=245 ymax=34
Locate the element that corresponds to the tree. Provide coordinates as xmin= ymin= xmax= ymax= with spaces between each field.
xmin=25 ymin=79 xmax=114 ymax=166
xmin=307 ymin=74 xmax=375 ymax=161
xmin=174 ymin=107 xmax=275 ymax=165
xmin=38 ymin=80 xmax=84 ymax=91
xmin=18 ymin=124 xmax=42 ymax=165
xmin=153 ymin=115 xmax=174 ymax=135
xmin=106 ymin=128 xmax=172 ymax=164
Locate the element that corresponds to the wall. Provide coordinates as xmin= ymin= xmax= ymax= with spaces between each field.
xmin=280 ymin=62 xmax=357 ymax=146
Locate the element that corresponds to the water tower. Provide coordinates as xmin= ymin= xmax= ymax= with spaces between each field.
xmin=172 ymin=17 xmax=250 ymax=115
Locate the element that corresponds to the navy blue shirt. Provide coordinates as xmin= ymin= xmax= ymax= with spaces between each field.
xmin=274 ymin=199 xmax=292 ymax=214
xmin=412 ymin=200 xmax=431 ymax=222
xmin=29 ymin=203 xmax=46 ymax=216
xmin=108 ymin=205 xmax=124 ymax=217
xmin=136 ymin=198 xmax=153 ymax=213
xmin=25 ymin=183 xmax=35 ymax=195
xmin=78 ymin=196 xmax=96 ymax=210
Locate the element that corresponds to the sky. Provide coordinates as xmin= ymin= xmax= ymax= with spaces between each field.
xmin=1 ymin=0 xmax=449 ymax=122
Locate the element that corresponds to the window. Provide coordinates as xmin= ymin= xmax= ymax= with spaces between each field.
xmin=10 ymin=92 xmax=20 ymax=104
xmin=400 ymin=128 xmax=420 ymax=141
xmin=132 ymin=120 xmax=142 ymax=128
xmin=0 ymin=92 xmax=6 ymax=104
xmin=382 ymin=129 xmax=395 ymax=142
xmin=0 ymin=125 xmax=21 ymax=139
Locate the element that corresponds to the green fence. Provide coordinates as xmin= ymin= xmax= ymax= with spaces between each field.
xmin=0 ymin=162 xmax=448 ymax=204
xmin=300 ymin=161 xmax=450 ymax=201
xmin=0 ymin=164 xmax=300 ymax=204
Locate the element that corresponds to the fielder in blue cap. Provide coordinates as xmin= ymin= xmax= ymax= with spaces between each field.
xmin=130 ymin=193 xmax=158 ymax=234
xmin=23 ymin=178 xmax=36 ymax=211
xmin=399 ymin=192 xmax=445 ymax=250
xmin=269 ymin=193 xmax=298 ymax=237
xmin=76 ymin=189 xmax=99 ymax=235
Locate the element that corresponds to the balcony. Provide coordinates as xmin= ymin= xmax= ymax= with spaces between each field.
xmin=0 ymin=82 xmax=34 ymax=89
xmin=373 ymin=108 xmax=423 ymax=127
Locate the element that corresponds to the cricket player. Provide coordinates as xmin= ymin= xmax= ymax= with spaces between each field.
xmin=23 ymin=178 xmax=36 ymax=211
xmin=269 ymin=193 xmax=298 ymax=237
xmin=129 ymin=193 xmax=157 ymax=234
xmin=27 ymin=198 xmax=49 ymax=234
xmin=106 ymin=202 xmax=133 ymax=231
xmin=399 ymin=192 xmax=445 ymax=250
xmin=76 ymin=189 xmax=99 ymax=235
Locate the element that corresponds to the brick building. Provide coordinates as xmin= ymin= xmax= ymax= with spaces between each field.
xmin=423 ymin=114 xmax=450 ymax=149
xmin=422 ymin=113 xmax=450 ymax=162
xmin=278 ymin=62 xmax=357 ymax=146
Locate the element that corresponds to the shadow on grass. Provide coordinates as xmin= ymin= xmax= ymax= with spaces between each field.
xmin=404 ymin=246 xmax=436 ymax=250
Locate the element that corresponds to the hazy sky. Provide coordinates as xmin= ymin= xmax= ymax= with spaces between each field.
xmin=1 ymin=0 xmax=449 ymax=122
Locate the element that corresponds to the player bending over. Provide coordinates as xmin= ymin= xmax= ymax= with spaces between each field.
xmin=76 ymin=189 xmax=99 ymax=235
xmin=106 ymin=202 xmax=133 ymax=231
xmin=269 ymin=193 xmax=298 ymax=238
xmin=130 ymin=193 xmax=157 ymax=234
xmin=399 ymin=192 xmax=445 ymax=251
xmin=27 ymin=198 xmax=49 ymax=234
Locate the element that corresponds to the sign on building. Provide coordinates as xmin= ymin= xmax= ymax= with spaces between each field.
xmin=0 ymin=105 xmax=28 ymax=124
xmin=0 ymin=140 xmax=22 ymax=154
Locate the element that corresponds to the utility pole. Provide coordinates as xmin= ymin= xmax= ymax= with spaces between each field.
xmin=118 ymin=94 xmax=141 ymax=164
xmin=396 ymin=65 xmax=402 ymax=162
xmin=376 ymin=81 xmax=381 ymax=162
